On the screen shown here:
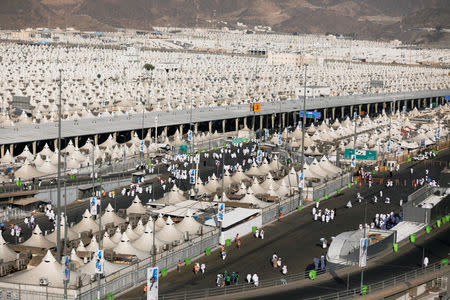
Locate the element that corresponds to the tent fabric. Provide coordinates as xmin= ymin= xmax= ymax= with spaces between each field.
xmin=126 ymin=196 xmax=147 ymax=215
xmin=132 ymin=223 xmax=164 ymax=252
xmin=0 ymin=233 xmax=18 ymax=262
xmin=71 ymin=209 xmax=100 ymax=233
xmin=22 ymin=225 xmax=56 ymax=249
xmin=113 ymin=232 xmax=148 ymax=260
xmin=155 ymin=216 xmax=184 ymax=244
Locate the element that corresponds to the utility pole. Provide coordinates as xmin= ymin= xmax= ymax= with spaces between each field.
xmin=299 ymin=64 xmax=308 ymax=207
xmin=63 ymin=154 xmax=68 ymax=299
xmin=219 ymin=147 xmax=225 ymax=244
xmin=56 ymin=68 xmax=62 ymax=263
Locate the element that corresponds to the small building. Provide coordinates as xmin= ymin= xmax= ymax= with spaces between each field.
xmin=267 ymin=51 xmax=303 ymax=66
xmin=295 ymin=86 xmax=331 ymax=98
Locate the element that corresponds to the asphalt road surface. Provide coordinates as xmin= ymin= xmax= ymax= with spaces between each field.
xmin=117 ymin=149 xmax=449 ymax=299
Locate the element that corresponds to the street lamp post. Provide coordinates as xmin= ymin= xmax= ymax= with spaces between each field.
xmin=56 ymin=68 xmax=62 ymax=263
xmin=299 ymin=64 xmax=308 ymax=207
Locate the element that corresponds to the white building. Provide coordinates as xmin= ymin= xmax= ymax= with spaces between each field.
xmin=295 ymin=86 xmax=331 ymax=98
xmin=267 ymin=51 xmax=304 ymax=66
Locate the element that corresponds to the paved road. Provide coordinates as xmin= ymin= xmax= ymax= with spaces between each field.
xmin=117 ymin=149 xmax=449 ymax=299
xmin=252 ymin=226 xmax=450 ymax=300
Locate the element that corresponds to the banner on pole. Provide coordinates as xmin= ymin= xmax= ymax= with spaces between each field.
xmin=90 ymin=197 xmax=97 ymax=216
xmin=359 ymin=238 xmax=368 ymax=267
xmin=147 ymin=267 xmax=159 ymax=300
xmin=62 ymin=256 xmax=70 ymax=281
xmin=217 ymin=202 xmax=225 ymax=222
xmin=95 ymin=250 xmax=104 ymax=274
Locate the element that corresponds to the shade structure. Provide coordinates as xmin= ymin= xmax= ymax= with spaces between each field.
xmin=309 ymin=159 xmax=330 ymax=178
xmin=101 ymin=203 xmax=125 ymax=227
xmin=14 ymin=159 xmax=45 ymax=180
xmin=0 ymin=150 xmax=15 ymax=165
xmin=37 ymin=158 xmax=58 ymax=175
xmin=239 ymin=188 xmax=270 ymax=208
xmin=246 ymin=162 xmax=264 ymax=177
xmin=70 ymin=248 xmax=84 ymax=266
xmin=71 ymin=209 xmax=99 ymax=233
xmin=0 ymin=173 xmax=10 ymax=183
xmin=132 ymin=222 xmax=164 ymax=253
xmin=85 ymin=236 xmax=99 ymax=252
xmin=159 ymin=184 xmax=185 ymax=205
xmin=102 ymin=232 xmax=118 ymax=250
xmin=269 ymin=155 xmax=281 ymax=171
xmin=33 ymin=154 xmax=45 ymax=168
xmin=205 ymin=173 xmax=221 ymax=193
xmin=261 ymin=172 xmax=280 ymax=190
xmin=257 ymin=159 xmax=271 ymax=176
xmin=318 ymin=156 xmax=342 ymax=175
xmin=78 ymin=255 xmax=124 ymax=276
xmin=250 ymin=177 xmax=266 ymax=194
xmin=126 ymin=196 xmax=147 ymax=215
xmin=22 ymin=225 xmax=56 ymax=249
xmin=17 ymin=145 xmax=34 ymax=161
xmin=2 ymin=250 xmax=80 ymax=288
xmin=300 ymin=164 xmax=323 ymax=180
xmin=110 ymin=227 xmax=123 ymax=244
xmin=113 ymin=233 xmax=148 ymax=260
xmin=279 ymin=167 xmax=298 ymax=189
xmin=231 ymin=165 xmax=250 ymax=183
xmin=0 ymin=233 xmax=18 ymax=262
xmin=222 ymin=170 xmax=233 ymax=188
xmin=155 ymin=213 xmax=166 ymax=230
xmin=123 ymin=224 xmax=140 ymax=241
xmin=45 ymin=220 xmax=80 ymax=244
xmin=133 ymin=219 xmax=146 ymax=236
xmin=76 ymin=241 xmax=87 ymax=252
xmin=39 ymin=143 xmax=53 ymax=158
xmin=155 ymin=216 xmax=184 ymax=244
xmin=276 ymin=180 xmax=291 ymax=197
xmin=175 ymin=210 xmax=203 ymax=235
xmin=236 ymin=182 xmax=248 ymax=195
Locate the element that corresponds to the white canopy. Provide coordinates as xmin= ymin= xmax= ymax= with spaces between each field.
xmin=113 ymin=233 xmax=148 ymax=260
xmin=101 ymin=203 xmax=125 ymax=227
xmin=175 ymin=210 xmax=203 ymax=235
xmin=0 ymin=233 xmax=18 ymax=262
xmin=71 ymin=209 xmax=99 ymax=233
xmin=22 ymin=225 xmax=56 ymax=249
xmin=126 ymin=196 xmax=147 ymax=215
xmin=155 ymin=216 xmax=184 ymax=244
xmin=132 ymin=222 xmax=164 ymax=252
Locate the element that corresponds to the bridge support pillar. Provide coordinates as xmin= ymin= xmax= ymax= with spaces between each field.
xmin=10 ymin=144 xmax=13 ymax=156
xmin=32 ymin=141 xmax=36 ymax=155
xmin=323 ymin=108 xmax=327 ymax=120
xmin=244 ymin=117 xmax=247 ymax=128
xmin=251 ymin=116 xmax=255 ymax=131
xmin=163 ymin=126 xmax=168 ymax=137
xmin=374 ymin=103 xmax=378 ymax=114
xmin=390 ymin=101 xmax=394 ymax=113
xmin=194 ymin=123 xmax=198 ymax=134
xmin=271 ymin=114 xmax=275 ymax=129
xmin=411 ymin=99 xmax=415 ymax=109
xmin=94 ymin=134 xmax=98 ymax=146
xmin=282 ymin=113 xmax=285 ymax=128
xmin=366 ymin=103 xmax=370 ymax=116
xmin=358 ymin=104 xmax=362 ymax=116
xmin=209 ymin=121 xmax=212 ymax=133
xmin=235 ymin=118 xmax=239 ymax=133
xmin=75 ymin=136 xmax=79 ymax=148
xmin=331 ymin=107 xmax=335 ymax=120
xmin=222 ymin=119 xmax=226 ymax=133
xmin=397 ymin=100 xmax=401 ymax=112
xmin=148 ymin=129 xmax=152 ymax=141
xmin=130 ymin=130 xmax=135 ymax=140
xmin=54 ymin=139 xmax=57 ymax=152
xmin=0 ymin=145 xmax=4 ymax=157
xmin=260 ymin=115 xmax=263 ymax=131
xmin=350 ymin=106 xmax=354 ymax=117
xmin=341 ymin=106 xmax=344 ymax=119
xmin=179 ymin=124 xmax=183 ymax=135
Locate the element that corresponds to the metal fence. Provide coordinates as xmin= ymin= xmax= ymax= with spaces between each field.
xmin=312 ymin=173 xmax=352 ymax=202
xmin=0 ymin=207 xmax=30 ymax=223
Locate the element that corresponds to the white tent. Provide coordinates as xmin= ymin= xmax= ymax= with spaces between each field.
xmin=113 ymin=233 xmax=148 ymax=260
xmin=102 ymin=232 xmax=118 ymax=250
xmin=71 ymin=209 xmax=99 ymax=233
xmin=239 ymin=188 xmax=270 ymax=208
xmin=126 ymin=196 xmax=147 ymax=215
xmin=261 ymin=173 xmax=280 ymax=190
xmin=246 ymin=162 xmax=264 ymax=177
xmin=85 ymin=236 xmax=99 ymax=252
xmin=101 ymin=203 xmax=125 ymax=227
xmin=14 ymin=159 xmax=45 ymax=180
xmin=78 ymin=254 xmax=124 ymax=276
xmin=250 ymin=177 xmax=266 ymax=194
xmin=22 ymin=225 xmax=56 ymax=249
xmin=155 ymin=213 xmax=166 ymax=230
xmin=3 ymin=250 xmax=80 ymax=288
xmin=231 ymin=166 xmax=250 ymax=183
xmin=76 ymin=241 xmax=87 ymax=252
xmin=175 ymin=210 xmax=203 ymax=235
xmin=158 ymin=185 xmax=185 ymax=205
xmin=132 ymin=222 xmax=164 ymax=253
xmin=205 ymin=173 xmax=221 ymax=193
xmin=155 ymin=216 xmax=184 ymax=244
xmin=0 ymin=233 xmax=18 ymax=262
xmin=133 ymin=219 xmax=146 ymax=236
xmin=70 ymin=248 xmax=84 ymax=266
xmin=110 ymin=227 xmax=123 ymax=244
xmin=45 ymin=220 xmax=79 ymax=244
xmin=123 ymin=224 xmax=140 ymax=241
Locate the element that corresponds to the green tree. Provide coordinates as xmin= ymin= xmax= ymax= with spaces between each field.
xmin=143 ymin=63 xmax=155 ymax=71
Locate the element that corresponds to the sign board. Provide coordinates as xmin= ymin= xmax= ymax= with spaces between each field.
xmin=300 ymin=111 xmax=321 ymax=119
xmin=264 ymin=129 xmax=269 ymax=139
xmin=189 ymin=169 xmax=196 ymax=184
xmin=217 ymin=202 xmax=225 ymax=222
xmin=277 ymin=134 xmax=282 ymax=146
xmin=351 ymin=154 xmax=356 ymax=168
xmin=62 ymin=256 xmax=70 ymax=281
xmin=90 ymin=197 xmax=97 ymax=216
xmin=188 ymin=130 xmax=193 ymax=142
xmin=344 ymin=149 xmax=377 ymax=161
xmin=147 ymin=267 xmax=159 ymax=300
xmin=359 ymin=238 xmax=368 ymax=267
xmin=298 ymin=172 xmax=304 ymax=189
xmin=445 ymin=95 xmax=450 ymax=101
xmin=253 ymin=103 xmax=261 ymax=113
xmin=94 ymin=250 xmax=104 ymax=274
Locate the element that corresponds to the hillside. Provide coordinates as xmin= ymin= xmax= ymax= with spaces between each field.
xmin=0 ymin=0 xmax=448 ymax=44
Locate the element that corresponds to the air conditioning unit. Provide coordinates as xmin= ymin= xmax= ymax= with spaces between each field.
xmin=39 ymin=277 xmax=49 ymax=286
